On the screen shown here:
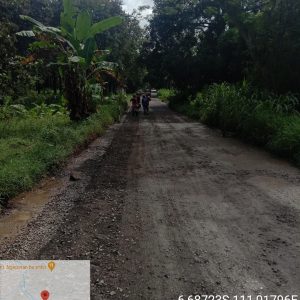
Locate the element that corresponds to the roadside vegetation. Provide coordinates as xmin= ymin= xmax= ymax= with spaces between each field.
xmin=160 ymin=85 xmax=300 ymax=165
xmin=0 ymin=94 xmax=128 ymax=206
xmin=144 ymin=1 xmax=300 ymax=95
xmin=157 ymin=89 xmax=176 ymax=103
xmin=2 ymin=0 xmax=300 ymax=205
xmin=0 ymin=0 xmax=144 ymax=207
xmin=145 ymin=0 xmax=300 ymax=167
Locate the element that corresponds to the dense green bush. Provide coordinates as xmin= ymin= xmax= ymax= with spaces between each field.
xmin=268 ymin=117 xmax=300 ymax=163
xmin=166 ymin=83 xmax=300 ymax=165
xmin=158 ymin=88 xmax=177 ymax=102
xmin=0 ymin=102 xmax=67 ymax=120
xmin=0 ymin=94 xmax=128 ymax=206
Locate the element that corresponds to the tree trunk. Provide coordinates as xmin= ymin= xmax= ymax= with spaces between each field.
xmin=64 ymin=66 xmax=90 ymax=121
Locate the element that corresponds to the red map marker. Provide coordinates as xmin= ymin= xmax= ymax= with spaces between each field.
xmin=41 ymin=290 xmax=50 ymax=300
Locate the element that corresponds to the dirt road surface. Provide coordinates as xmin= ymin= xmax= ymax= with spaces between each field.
xmin=0 ymin=99 xmax=299 ymax=299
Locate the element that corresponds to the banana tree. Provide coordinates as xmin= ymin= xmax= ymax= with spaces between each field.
xmin=17 ymin=0 xmax=123 ymax=120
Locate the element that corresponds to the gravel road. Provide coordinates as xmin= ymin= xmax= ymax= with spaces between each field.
xmin=0 ymin=99 xmax=299 ymax=299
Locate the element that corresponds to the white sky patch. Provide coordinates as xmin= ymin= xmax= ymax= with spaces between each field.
xmin=122 ymin=0 xmax=153 ymax=26
xmin=122 ymin=0 xmax=153 ymax=14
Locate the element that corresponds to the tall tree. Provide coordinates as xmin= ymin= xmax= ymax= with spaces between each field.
xmin=143 ymin=0 xmax=300 ymax=94
xmin=72 ymin=0 xmax=147 ymax=91
xmin=18 ymin=0 xmax=123 ymax=119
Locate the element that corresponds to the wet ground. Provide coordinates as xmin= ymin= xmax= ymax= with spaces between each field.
xmin=0 ymin=100 xmax=299 ymax=299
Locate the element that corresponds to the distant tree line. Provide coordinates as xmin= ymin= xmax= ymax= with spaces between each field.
xmin=142 ymin=0 xmax=300 ymax=94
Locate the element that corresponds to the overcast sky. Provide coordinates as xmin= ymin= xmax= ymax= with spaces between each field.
xmin=122 ymin=0 xmax=154 ymax=14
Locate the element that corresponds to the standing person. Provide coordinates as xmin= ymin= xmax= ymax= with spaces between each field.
xmin=142 ymin=93 xmax=150 ymax=115
xmin=137 ymin=93 xmax=142 ymax=107
xmin=131 ymin=95 xmax=139 ymax=117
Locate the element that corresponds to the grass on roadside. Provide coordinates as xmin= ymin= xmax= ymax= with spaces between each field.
xmin=162 ymin=84 xmax=300 ymax=166
xmin=158 ymin=88 xmax=177 ymax=102
xmin=0 ymin=96 xmax=128 ymax=207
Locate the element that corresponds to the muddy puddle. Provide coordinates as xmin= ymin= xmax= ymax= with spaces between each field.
xmin=0 ymin=128 xmax=118 ymax=242
xmin=0 ymin=178 xmax=62 ymax=239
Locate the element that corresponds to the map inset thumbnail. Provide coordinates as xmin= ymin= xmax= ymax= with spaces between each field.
xmin=0 ymin=260 xmax=90 ymax=299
